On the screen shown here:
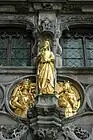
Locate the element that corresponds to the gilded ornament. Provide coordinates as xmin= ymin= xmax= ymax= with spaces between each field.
xmin=55 ymin=81 xmax=80 ymax=118
xmin=37 ymin=40 xmax=55 ymax=94
xmin=9 ymin=79 xmax=36 ymax=118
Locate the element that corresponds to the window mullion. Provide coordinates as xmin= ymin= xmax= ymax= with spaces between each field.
xmin=7 ymin=36 xmax=12 ymax=65
xmin=82 ymin=37 xmax=87 ymax=67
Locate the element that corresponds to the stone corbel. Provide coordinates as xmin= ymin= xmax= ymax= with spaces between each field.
xmin=39 ymin=17 xmax=55 ymax=35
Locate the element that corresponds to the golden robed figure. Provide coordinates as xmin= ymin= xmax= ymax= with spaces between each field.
xmin=37 ymin=40 xmax=55 ymax=94
xmin=55 ymin=81 xmax=80 ymax=118
xmin=9 ymin=79 xmax=36 ymax=118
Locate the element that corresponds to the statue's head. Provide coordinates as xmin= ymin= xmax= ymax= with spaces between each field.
xmin=22 ymin=79 xmax=30 ymax=89
xmin=43 ymin=40 xmax=50 ymax=50
xmin=64 ymin=81 xmax=71 ymax=90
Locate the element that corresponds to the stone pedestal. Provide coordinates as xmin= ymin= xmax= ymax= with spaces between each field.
xmin=28 ymin=94 xmax=62 ymax=128
xmin=35 ymin=94 xmax=58 ymax=106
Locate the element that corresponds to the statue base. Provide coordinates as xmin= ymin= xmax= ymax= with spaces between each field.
xmin=28 ymin=94 xmax=63 ymax=129
xmin=28 ymin=94 xmax=93 ymax=140
xmin=35 ymin=94 xmax=58 ymax=106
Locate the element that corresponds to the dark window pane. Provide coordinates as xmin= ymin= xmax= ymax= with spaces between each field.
xmin=0 ymin=49 xmax=7 ymax=59
xmin=63 ymin=38 xmax=82 ymax=49
xmin=63 ymin=59 xmax=83 ymax=67
xmin=11 ymin=38 xmax=29 ymax=49
xmin=86 ymin=39 xmax=93 ymax=49
xmin=0 ymin=28 xmax=34 ymax=66
xmin=86 ymin=39 xmax=93 ymax=67
xmin=11 ymin=58 xmax=30 ymax=66
xmin=62 ymin=38 xmax=84 ymax=67
xmin=0 ymin=38 xmax=8 ymax=48
xmin=0 ymin=38 xmax=8 ymax=66
xmin=11 ymin=36 xmax=31 ymax=66
xmin=0 ymin=59 xmax=7 ymax=66
xmin=11 ymin=48 xmax=29 ymax=58
xmin=63 ymin=48 xmax=83 ymax=59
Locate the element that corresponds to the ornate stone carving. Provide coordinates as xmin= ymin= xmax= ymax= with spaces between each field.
xmin=34 ymin=128 xmax=57 ymax=140
xmin=58 ymin=15 xmax=93 ymax=31
xmin=0 ymin=2 xmax=91 ymax=14
xmin=39 ymin=17 xmax=55 ymax=33
xmin=55 ymin=21 xmax=62 ymax=68
xmin=42 ymin=3 xmax=53 ymax=10
xmin=56 ymin=124 xmax=93 ymax=140
xmin=33 ymin=124 xmax=93 ymax=140
xmin=0 ymin=123 xmax=32 ymax=140
xmin=61 ymin=4 xmax=82 ymax=13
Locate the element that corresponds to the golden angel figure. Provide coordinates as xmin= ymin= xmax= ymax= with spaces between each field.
xmin=37 ymin=40 xmax=55 ymax=94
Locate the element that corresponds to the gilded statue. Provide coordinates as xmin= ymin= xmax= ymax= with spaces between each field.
xmin=37 ymin=40 xmax=55 ymax=94
xmin=9 ymin=79 xmax=36 ymax=118
xmin=56 ymin=81 xmax=80 ymax=118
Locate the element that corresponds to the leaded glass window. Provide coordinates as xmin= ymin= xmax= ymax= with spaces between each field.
xmin=0 ymin=27 xmax=34 ymax=66
xmin=86 ymin=38 xmax=93 ymax=67
xmin=62 ymin=38 xmax=83 ymax=67
xmin=60 ymin=25 xmax=93 ymax=67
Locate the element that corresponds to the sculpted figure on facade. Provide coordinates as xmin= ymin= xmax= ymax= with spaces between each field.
xmin=56 ymin=81 xmax=80 ymax=117
xmin=10 ymin=79 xmax=36 ymax=118
xmin=37 ymin=40 xmax=55 ymax=94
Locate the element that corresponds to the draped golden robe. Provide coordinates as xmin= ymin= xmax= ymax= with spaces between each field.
xmin=37 ymin=48 xmax=55 ymax=94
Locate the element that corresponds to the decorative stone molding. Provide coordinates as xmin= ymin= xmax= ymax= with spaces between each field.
xmin=0 ymin=14 xmax=35 ymax=31
xmin=58 ymin=15 xmax=93 ymax=31
xmin=0 ymin=1 xmax=93 ymax=14
xmin=0 ymin=5 xmax=16 ymax=12
xmin=0 ymin=85 xmax=5 ymax=110
xmin=86 ymin=84 xmax=93 ymax=111
xmin=0 ymin=3 xmax=89 ymax=13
